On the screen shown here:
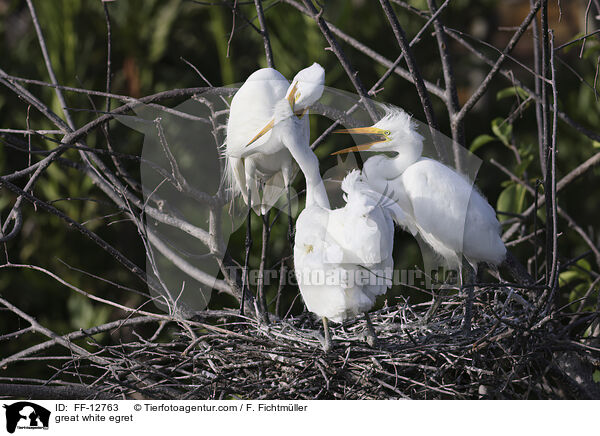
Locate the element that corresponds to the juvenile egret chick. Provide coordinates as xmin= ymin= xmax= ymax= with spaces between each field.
xmin=294 ymin=171 xmax=399 ymax=322
xmin=270 ymin=99 xmax=400 ymax=351
xmin=334 ymin=108 xmax=506 ymax=273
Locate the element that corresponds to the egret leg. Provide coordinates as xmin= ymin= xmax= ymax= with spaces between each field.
xmin=240 ymin=191 xmax=253 ymax=316
xmin=257 ymin=210 xmax=270 ymax=325
xmin=364 ymin=312 xmax=378 ymax=347
xmin=424 ymin=267 xmax=450 ymax=323
xmin=286 ymin=187 xmax=294 ymax=247
xmin=461 ymin=261 xmax=476 ymax=334
xmin=281 ymin=165 xmax=294 ymax=249
xmin=322 ymin=317 xmax=332 ymax=352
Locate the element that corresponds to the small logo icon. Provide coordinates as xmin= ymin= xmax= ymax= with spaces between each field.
xmin=3 ymin=402 xmax=50 ymax=434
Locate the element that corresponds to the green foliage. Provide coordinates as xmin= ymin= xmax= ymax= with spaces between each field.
xmin=496 ymin=86 xmax=529 ymax=102
xmin=497 ymin=183 xmax=527 ymax=215
xmin=149 ymin=0 xmax=182 ymax=63
xmin=491 ymin=117 xmax=513 ymax=147
xmin=67 ymin=294 xmax=111 ymax=333
xmin=559 ymin=259 xmax=598 ymax=312
xmin=470 ymin=134 xmax=496 ymax=153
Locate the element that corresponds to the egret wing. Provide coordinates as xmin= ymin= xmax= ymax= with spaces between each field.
xmin=400 ymin=158 xmax=474 ymax=260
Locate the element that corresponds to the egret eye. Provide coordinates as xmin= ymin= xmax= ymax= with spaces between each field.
xmin=384 ymin=130 xmax=391 ymax=136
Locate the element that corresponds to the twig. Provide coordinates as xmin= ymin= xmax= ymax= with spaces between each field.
xmin=454 ymin=0 xmax=542 ymax=125
xmin=547 ymin=30 xmax=559 ymax=293
xmin=378 ymin=0 xmax=443 ymax=161
xmin=253 ymin=0 xmax=275 ymax=68
xmin=298 ymin=0 xmax=378 ymax=121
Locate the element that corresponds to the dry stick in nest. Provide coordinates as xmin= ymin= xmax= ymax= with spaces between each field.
xmin=2 ymin=287 xmax=593 ymax=399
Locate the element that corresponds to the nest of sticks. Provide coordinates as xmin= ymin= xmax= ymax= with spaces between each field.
xmin=8 ymin=283 xmax=598 ymax=401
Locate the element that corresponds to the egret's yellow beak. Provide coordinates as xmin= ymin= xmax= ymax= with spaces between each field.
xmin=247 ymin=119 xmax=275 ymax=146
xmin=331 ymin=127 xmax=389 ymax=155
xmin=245 ymin=82 xmax=307 ymax=147
xmin=287 ymin=81 xmax=308 ymax=118
xmin=286 ymin=82 xmax=299 ymax=109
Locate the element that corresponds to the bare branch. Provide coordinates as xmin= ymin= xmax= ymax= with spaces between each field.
xmin=253 ymin=0 xmax=275 ymax=68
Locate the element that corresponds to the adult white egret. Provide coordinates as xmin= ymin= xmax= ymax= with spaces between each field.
xmin=333 ymin=108 xmax=506 ymax=275
xmin=224 ymin=63 xmax=324 ymax=315
xmin=224 ymin=63 xmax=325 ymax=215
xmin=265 ymin=98 xmax=401 ymax=351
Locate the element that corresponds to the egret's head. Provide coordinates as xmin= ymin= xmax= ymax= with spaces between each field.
xmin=245 ymin=63 xmax=324 ymax=148
xmin=332 ymin=107 xmax=423 ymax=155
xmin=286 ymin=63 xmax=325 ymax=113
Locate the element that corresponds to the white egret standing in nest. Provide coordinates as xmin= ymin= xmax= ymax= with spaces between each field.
xmin=333 ymin=108 xmax=506 ymax=273
xmin=333 ymin=108 xmax=507 ymax=331
xmin=225 ymin=63 xmax=325 ymax=214
xmin=255 ymin=98 xmax=403 ymax=351
xmin=224 ymin=63 xmax=325 ymax=314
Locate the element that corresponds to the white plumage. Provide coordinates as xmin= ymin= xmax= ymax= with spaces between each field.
xmin=261 ymin=97 xmax=398 ymax=350
xmin=334 ymin=108 xmax=506 ymax=272
xmin=294 ymin=169 xmax=398 ymax=322
xmin=224 ymin=63 xmax=324 ymax=214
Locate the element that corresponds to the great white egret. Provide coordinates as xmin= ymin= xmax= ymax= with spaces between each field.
xmin=224 ymin=63 xmax=325 ymax=215
xmin=224 ymin=63 xmax=324 ymax=315
xmin=333 ymin=107 xmax=506 ymax=275
xmin=267 ymin=98 xmax=401 ymax=351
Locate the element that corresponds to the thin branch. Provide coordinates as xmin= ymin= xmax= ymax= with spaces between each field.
xmin=25 ymin=0 xmax=73 ymax=126
xmin=548 ymin=30 xmax=559 ymax=292
xmin=378 ymin=0 xmax=442 ymax=158
xmin=298 ymin=0 xmax=378 ymax=121
xmin=253 ymin=0 xmax=275 ymax=68
xmin=0 ymin=176 xmax=151 ymax=288
xmin=531 ymin=0 xmax=545 ymax=174
xmin=454 ymin=0 xmax=542 ymax=124
xmin=0 ymin=296 xmax=110 ymax=367
xmin=428 ymin=0 xmax=461 ymax=135
xmin=445 ymin=28 xmax=600 ymax=144
xmin=279 ymin=0 xmax=446 ymax=101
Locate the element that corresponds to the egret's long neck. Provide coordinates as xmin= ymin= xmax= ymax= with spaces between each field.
xmin=364 ymin=140 xmax=422 ymax=183
xmin=281 ymin=125 xmax=330 ymax=210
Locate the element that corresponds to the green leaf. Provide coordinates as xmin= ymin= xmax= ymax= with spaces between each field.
xmin=518 ymin=142 xmax=533 ymax=157
xmin=592 ymin=140 xmax=600 ymax=149
xmin=536 ymin=206 xmax=546 ymax=224
xmin=68 ymin=294 xmax=110 ymax=332
xmin=559 ymin=259 xmax=592 ymax=287
xmin=514 ymin=155 xmax=534 ymax=178
xmin=576 ymin=258 xmax=592 ymax=272
xmin=593 ymin=370 xmax=600 ymax=383
xmin=559 ymin=270 xmax=580 ymax=287
xmin=497 ymin=86 xmax=529 ymax=101
xmin=470 ymin=134 xmax=496 ymax=152
xmin=491 ymin=118 xmax=513 ymax=146
xmin=497 ymin=183 xmax=527 ymax=216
